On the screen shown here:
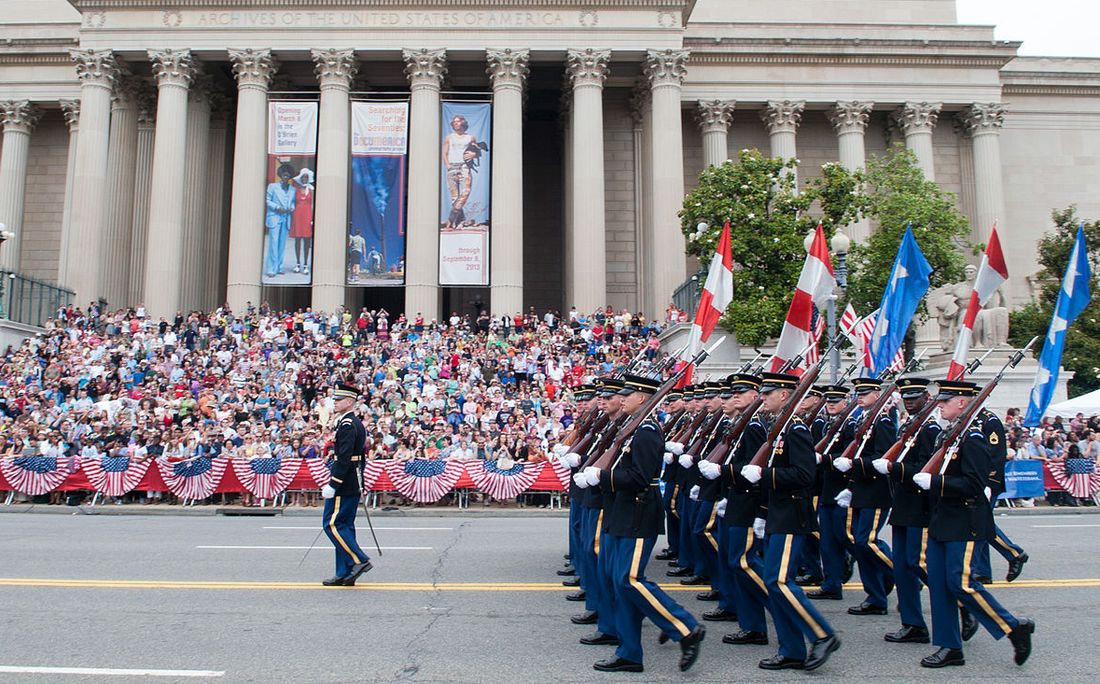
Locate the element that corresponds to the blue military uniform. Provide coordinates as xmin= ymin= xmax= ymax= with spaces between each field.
xmin=321 ymin=383 xmax=371 ymax=586
xmin=657 ymin=395 xmax=687 ymax=561
xmin=811 ymin=385 xmax=857 ymax=600
xmin=970 ymin=410 xmax=1028 ymax=581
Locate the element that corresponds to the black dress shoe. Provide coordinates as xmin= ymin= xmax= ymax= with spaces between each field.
xmin=658 ymin=632 xmax=670 ymax=645
xmin=1009 ymin=618 xmax=1035 ymax=665
xmin=758 ymin=655 xmax=804 ymax=670
xmin=562 ymin=577 xmax=581 ymax=587
xmin=580 ymin=632 xmax=621 ymax=646
xmin=723 ymin=630 xmax=768 ymax=645
xmin=807 ymin=588 xmax=842 ymax=601
xmin=1006 ymin=553 xmax=1029 ymax=582
xmin=696 ymin=589 xmax=720 ymax=601
xmin=566 ymin=590 xmax=587 ymax=602
xmin=961 ymin=607 xmax=978 ymax=642
xmin=679 ymin=625 xmax=705 ymax=672
xmin=885 ymin=625 xmax=930 ymax=643
xmin=343 ymin=560 xmax=373 ymax=586
xmin=883 ymin=576 xmax=894 ymax=596
xmin=974 ymin=575 xmax=993 ymax=585
xmin=920 ymin=647 xmax=965 ymax=668
xmin=557 ymin=566 xmax=576 ymax=576
xmin=804 ymin=634 xmax=840 ymax=671
xmin=571 ymin=610 xmax=598 ymax=625
xmin=680 ymin=575 xmax=710 ymax=586
xmin=564 ymin=553 xmax=571 ymax=561
xmin=795 ymin=574 xmax=823 ymax=587
xmin=667 ymin=566 xmax=693 ymax=577
xmin=593 ymin=657 xmax=642 ymax=673
xmin=655 ymin=549 xmax=677 ymax=561
xmin=702 ymin=608 xmax=737 ymax=622
xmin=322 ymin=575 xmax=347 ymax=587
xmin=848 ymin=602 xmax=888 ymax=616
xmin=842 ymin=555 xmax=855 ymax=583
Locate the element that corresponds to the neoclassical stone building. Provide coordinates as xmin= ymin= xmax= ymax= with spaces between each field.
xmin=1 ymin=0 xmax=1099 ymax=322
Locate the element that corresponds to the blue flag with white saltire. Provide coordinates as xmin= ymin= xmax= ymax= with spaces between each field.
xmin=1025 ymin=225 xmax=1092 ymax=427
xmin=869 ymin=226 xmax=933 ymax=375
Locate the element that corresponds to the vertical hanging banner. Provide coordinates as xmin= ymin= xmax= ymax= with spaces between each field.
xmin=349 ymin=101 xmax=409 ymax=286
xmin=263 ymin=101 xmax=318 ymax=286
xmin=439 ymin=101 xmax=492 ymax=286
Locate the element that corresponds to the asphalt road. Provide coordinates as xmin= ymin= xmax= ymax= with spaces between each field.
xmin=0 ymin=509 xmax=1097 ymax=683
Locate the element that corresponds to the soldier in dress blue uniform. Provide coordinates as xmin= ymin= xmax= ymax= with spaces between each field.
xmin=690 ymin=381 xmax=732 ymax=602
xmin=694 ymin=378 xmax=739 ymax=620
xmin=970 ymin=407 xmax=1029 ymax=583
xmin=875 ymin=378 xmax=940 ymax=644
xmin=912 ymin=379 xmax=1034 ymax=668
xmin=666 ymin=387 xmax=702 ymax=579
xmin=741 ymin=372 xmax=840 ymax=671
xmin=582 ymin=374 xmax=705 ymax=673
xmin=656 ymin=389 xmax=688 ymax=564
xmin=794 ymin=385 xmax=828 ymax=586
xmin=834 ymin=376 xmax=897 ymax=616
xmin=808 ymin=384 xmax=858 ymax=602
xmin=675 ymin=382 xmax=723 ymax=587
xmin=320 ymin=382 xmax=372 ymax=587
xmin=559 ymin=384 xmax=596 ymax=592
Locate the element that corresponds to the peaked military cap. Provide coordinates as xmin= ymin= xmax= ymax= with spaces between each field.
xmin=620 ymin=374 xmax=660 ymax=395
xmin=853 ymin=376 xmax=883 ymax=395
xmin=759 ymin=372 xmax=799 ymax=393
xmin=823 ymin=384 xmax=850 ymax=402
xmin=897 ymin=377 xmax=932 ymax=400
xmin=334 ymin=382 xmax=359 ymax=400
xmin=598 ymin=378 xmax=625 ymax=396
xmin=806 ymin=385 xmax=827 ymax=399
xmin=936 ymin=379 xmax=980 ymax=399
xmin=727 ymin=373 xmax=762 ymax=393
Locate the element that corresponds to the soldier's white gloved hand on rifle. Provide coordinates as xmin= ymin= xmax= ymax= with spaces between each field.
xmin=572 ymin=472 xmax=589 ymax=489
xmin=815 ymin=451 xmax=823 ymax=465
xmin=689 ymin=485 xmax=700 ymax=501
xmin=833 ymin=457 xmax=853 ymax=473
xmin=583 ymin=466 xmax=601 ymax=487
xmin=563 ymin=453 xmax=581 ymax=469
xmin=752 ymin=517 xmax=766 ymax=539
xmin=663 ymin=451 xmax=674 ymax=465
xmin=716 ymin=498 xmax=727 ymax=518
xmin=698 ymin=460 xmax=721 ymax=480
xmin=912 ymin=473 xmax=932 ymax=490
xmin=678 ymin=453 xmax=694 ymax=469
xmin=834 ymin=488 xmax=852 ymax=508
xmin=741 ymin=464 xmax=762 ymax=484
xmin=984 ymin=486 xmax=992 ymax=501
xmin=552 ymin=444 xmax=569 ymax=456
xmin=322 ymin=485 xmax=336 ymax=499
xmin=665 ymin=441 xmax=684 ymax=456
xmin=872 ymin=458 xmax=890 ymax=475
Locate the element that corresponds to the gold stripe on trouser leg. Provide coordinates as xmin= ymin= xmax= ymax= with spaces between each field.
xmin=329 ymin=496 xmax=360 ymax=565
xmin=741 ymin=528 xmax=768 ymax=594
xmin=992 ymin=531 xmax=1020 ymax=558
xmin=919 ymin=528 xmax=929 ymax=575
xmin=778 ymin=535 xmax=827 ymax=639
xmin=845 ymin=507 xmax=856 ymax=545
xmin=811 ymin=496 xmax=821 ymax=540
xmin=630 ymin=538 xmax=690 ymax=637
xmin=670 ymin=485 xmax=679 ymax=516
xmin=867 ymin=509 xmax=894 ymax=569
xmin=704 ymin=506 xmax=719 ymax=551
xmin=594 ymin=510 xmax=603 ymax=556
xmin=961 ymin=541 xmax=1011 ymax=633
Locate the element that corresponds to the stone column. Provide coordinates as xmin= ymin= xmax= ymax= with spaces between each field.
xmin=560 ymin=83 xmax=574 ymax=308
xmin=225 ymin=48 xmax=276 ymax=314
xmin=827 ymin=100 xmax=873 ymax=243
xmin=486 ymin=48 xmax=529 ymax=317
xmin=309 ymin=48 xmax=357 ymax=315
xmin=58 ymin=99 xmax=80 ymax=284
xmin=761 ymin=100 xmax=804 ymax=184
xmin=403 ymin=48 xmax=447 ymax=321
xmin=960 ymin=103 xmax=1007 ymax=245
xmin=143 ymin=49 xmax=195 ymax=318
xmin=101 ymin=79 xmax=139 ymax=305
xmin=204 ymin=111 xmax=229 ymax=310
xmin=565 ymin=48 xmax=611 ymax=314
xmin=67 ymin=49 xmax=118 ymax=304
xmin=129 ymin=93 xmax=155 ymax=304
xmin=631 ymin=81 xmax=652 ymax=311
xmin=696 ymin=99 xmax=734 ymax=168
xmin=643 ymin=49 xmax=690 ymax=316
xmin=180 ymin=74 xmax=213 ymax=312
xmin=891 ymin=102 xmax=941 ymax=181
xmin=0 ymin=100 xmax=42 ymax=272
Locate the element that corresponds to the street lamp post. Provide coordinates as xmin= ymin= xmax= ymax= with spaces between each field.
xmin=805 ymin=228 xmax=851 ymax=382
xmin=0 ymin=223 xmax=14 ymax=320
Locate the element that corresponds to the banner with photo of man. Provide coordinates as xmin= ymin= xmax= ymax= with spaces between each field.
xmin=439 ymin=101 xmax=492 ymax=286
xmin=263 ymin=101 xmax=318 ymax=286
xmin=349 ymin=101 xmax=409 ymax=286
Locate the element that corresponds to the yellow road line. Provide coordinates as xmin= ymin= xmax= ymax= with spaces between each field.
xmin=0 ymin=578 xmax=1097 ymax=591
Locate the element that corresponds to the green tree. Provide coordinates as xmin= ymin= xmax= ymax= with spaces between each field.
xmin=1008 ymin=207 xmax=1100 ymax=397
xmin=679 ymin=150 xmax=814 ymax=346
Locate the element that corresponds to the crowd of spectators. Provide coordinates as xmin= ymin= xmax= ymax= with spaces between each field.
xmin=1001 ymin=407 xmax=1100 ymax=507
xmin=0 ymin=301 xmax=668 ymax=506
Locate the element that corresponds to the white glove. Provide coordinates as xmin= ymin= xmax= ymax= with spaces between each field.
xmin=913 ymin=473 xmax=932 ymax=491
xmin=872 ymin=458 xmax=890 ymax=475
xmin=552 ymin=443 xmax=569 ymax=456
xmin=663 ymin=451 xmax=674 ymax=465
xmin=583 ymin=466 xmax=601 ymax=487
xmin=741 ymin=464 xmax=762 ymax=484
xmin=665 ymin=441 xmax=684 ymax=456
xmin=752 ymin=517 xmax=766 ymax=538
xmin=564 ymin=453 xmax=581 ymax=469
xmin=716 ymin=498 xmax=727 ymax=518
xmin=699 ymin=460 xmax=721 ymax=480
xmin=815 ymin=451 xmax=823 ymax=465
xmin=983 ymin=486 xmax=992 ymax=501
xmin=834 ymin=488 xmax=852 ymax=508
xmin=689 ymin=485 xmax=700 ymax=501
xmin=572 ymin=471 xmax=590 ymax=489
xmin=678 ymin=453 xmax=694 ymax=469
xmin=834 ymin=457 xmax=853 ymax=473
xmin=321 ymin=485 xmax=336 ymax=499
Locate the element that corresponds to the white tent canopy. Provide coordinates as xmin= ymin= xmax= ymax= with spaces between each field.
xmin=1048 ymin=388 xmax=1100 ymax=417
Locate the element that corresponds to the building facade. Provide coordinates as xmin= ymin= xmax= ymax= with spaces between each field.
xmin=1 ymin=0 xmax=1099 ymax=323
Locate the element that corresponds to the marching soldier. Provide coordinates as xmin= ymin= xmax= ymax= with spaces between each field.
xmin=559 ymin=384 xmax=596 ymax=589
xmin=912 ymin=379 xmax=1034 ymax=668
xmin=666 ymin=387 xmax=703 ymax=579
xmin=320 ymin=382 xmax=372 ymax=587
xmin=971 ymin=407 xmax=1029 ymax=583
xmin=691 ymin=382 xmax=732 ymax=603
xmin=808 ymin=384 xmax=857 ymax=602
xmin=794 ymin=386 xmax=828 ymax=586
xmin=656 ymin=388 xmax=688 ymax=564
xmin=741 ymin=372 xmax=840 ymax=671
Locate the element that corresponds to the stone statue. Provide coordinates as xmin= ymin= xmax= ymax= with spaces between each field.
xmin=944 ymin=264 xmax=1010 ymax=349
xmin=928 ymin=284 xmax=960 ymax=351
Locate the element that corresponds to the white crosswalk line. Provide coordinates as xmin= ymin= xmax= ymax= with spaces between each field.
xmin=0 ymin=666 xmax=224 ymax=678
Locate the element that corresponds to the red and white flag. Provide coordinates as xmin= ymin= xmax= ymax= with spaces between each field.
xmin=770 ymin=223 xmax=836 ymax=372
xmin=948 ymin=226 xmax=1009 ymax=380
xmin=681 ymin=221 xmax=734 ymax=384
xmin=840 ymin=303 xmax=904 ymax=372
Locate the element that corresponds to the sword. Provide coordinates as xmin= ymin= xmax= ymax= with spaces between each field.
xmin=297 ymin=527 xmax=325 ymax=569
xmin=358 ymin=466 xmax=383 ymax=557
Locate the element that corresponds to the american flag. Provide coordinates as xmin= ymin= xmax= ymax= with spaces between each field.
xmin=157 ymin=456 xmax=228 ymax=500
xmin=385 ymin=459 xmax=465 ymax=503
xmin=805 ymin=306 xmax=826 ymax=366
xmin=232 ymin=457 xmax=302 ymax=499
xmin=305 ymin=459 xmax=383 ymax=490
xmin=549 ymin=458 xmax=572 ymax=489
xmin=840 ymin=303 xmax=904 ymax=372
xmin=1 ymin=455 xmax=71 ymax=496
xmin=1047 ymin=458 xmax=1100 ymax=499
xmin=466 ymin=460 xmax=546 ymax=500
xmin=81 ymin=455 xmax=152 ymax=497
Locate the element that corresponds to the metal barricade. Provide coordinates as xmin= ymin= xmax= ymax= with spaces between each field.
xmin=0 ymin=271 xmax=75 ymax=327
